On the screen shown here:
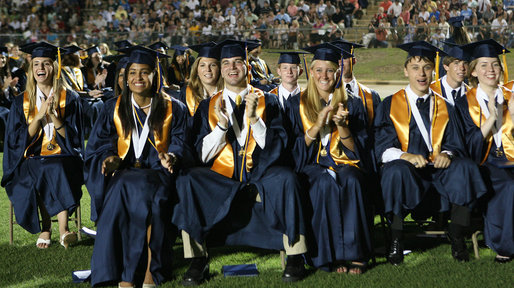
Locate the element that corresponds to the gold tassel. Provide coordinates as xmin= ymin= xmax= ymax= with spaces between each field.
xmin=350 ymin=46 xmax=354 ymax=73
xmin=56 ymin=47 xmax=61 ymax=80
xmin=503 ymin=49 xmax=509 ymax=84
xmin=156 ymin=56 xmax=161 ymax=94
xmin=245 ymin=45 xmax=251 ymax=85
xmin=434 ymin=51 xmax=440 ymax=80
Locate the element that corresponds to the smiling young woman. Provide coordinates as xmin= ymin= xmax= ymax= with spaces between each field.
xmin=1 ymin=42 xmax=84 ymax=250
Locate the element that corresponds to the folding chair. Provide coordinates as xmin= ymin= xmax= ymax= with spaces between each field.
xmin=9 ymin=201 xmax=82 ymax=245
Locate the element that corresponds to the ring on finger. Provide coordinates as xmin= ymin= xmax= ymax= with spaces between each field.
xmin=413 ymin=161 xmax=418 ymax=166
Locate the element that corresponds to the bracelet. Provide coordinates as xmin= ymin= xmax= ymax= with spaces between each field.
xmin=55 ymin=123 xmax=65 ymax=131
xmin=305 ymin=129 xmax=317 ymax=140
xmin=217 ymin=123 xmax=228 ymax=131
xmin=340 ymin=134 xmax=352 ymax=140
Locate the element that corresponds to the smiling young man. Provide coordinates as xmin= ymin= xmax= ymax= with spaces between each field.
xmin=373 ymin=41 xmax=487 ymax=265
xmin=269 ymin=51 xmax=305 ymax=110
xmin=174 ymin=40 xmax=307 ymax=285
xmin=430 ymin=43 xmax=470 ymax=106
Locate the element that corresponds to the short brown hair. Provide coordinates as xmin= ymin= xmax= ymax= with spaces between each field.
xmin=404 ymin=56 xmax=434 ymax=68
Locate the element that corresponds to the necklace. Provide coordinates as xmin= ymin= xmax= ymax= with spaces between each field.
xmin=139 ymin=102 xmax=152 ymax=109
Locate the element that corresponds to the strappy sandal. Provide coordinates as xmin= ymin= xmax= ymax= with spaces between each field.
xmin=60 ymin=231 xmax=78 ymax=249
xmin=36 ymin=231 xmax=51 ymax=249
xmin=348 ymin=262 xmax=368 ymax=275
xmin=333 ymin=261 xmax=348 ymax=274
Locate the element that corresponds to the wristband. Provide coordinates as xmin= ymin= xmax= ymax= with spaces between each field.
xmin=217 ymin=123 xmax=228 ymax=131
xmin=55 ymin=123 xmax=65 ymax=131
xmin=305 ymin=129 xmax=317 ymax=140
xmin=340 ymin=134 xmax=352 ymax=140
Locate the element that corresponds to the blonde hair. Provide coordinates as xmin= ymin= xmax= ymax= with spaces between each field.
xmin=189 ymin=57 xmax=223 ymax=104
xmin=25 ymin=59 xmax=64 ymax=117
xmin=302 ymin=60 xmax=347 ymax=124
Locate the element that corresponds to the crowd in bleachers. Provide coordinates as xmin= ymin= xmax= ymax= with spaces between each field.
xmin=0 ymin=0 xmax=371 ymax=49
xmin=365 ymin=0 xmax=514 ymax=48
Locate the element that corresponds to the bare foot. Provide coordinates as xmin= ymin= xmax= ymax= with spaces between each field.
xmin=335 ymin=265 xmax=348 ymax=274
xmin=36 ymin=231 xmax=51 ymax=249
xmin=348 ymin=262 xmax=367 ymax=275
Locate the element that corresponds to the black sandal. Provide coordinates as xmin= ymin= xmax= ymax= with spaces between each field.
xmin=494 ymin=255 xmax=512 ymax=264
xmin=348 ymin=262 xmax=368 ymax=275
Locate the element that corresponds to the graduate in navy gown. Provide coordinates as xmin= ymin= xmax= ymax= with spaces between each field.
xmin=374 ymin=41 xmax=487 ymax=265
xmin=268 ymin=51 xmax=305 ymax=111
xmin=454 ymin=39 xmax=514 ymax=263
xmin=1 ymin=42 xmax=83 ymax=249
xmin=286 ymin=43 xmax=372 ymax=274
xmin=173 ymin=39 xmax=307 ymax=285
xmin=174 ymin=42 xmax=223 ymax=129
xmin=248 ymin=40 xmax=279 ymax=92
xmin=430 ymin=43 xmax=470 ymax=106
xmin=84 ymin=45 xmax=188 ymax=287
xmin=168 ymin=45 xmax=194 ymax=90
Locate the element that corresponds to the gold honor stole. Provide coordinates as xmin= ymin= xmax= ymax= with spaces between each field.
xmin=208 ymin=90 xmax=266 ymax=180
xmin=389 ymin=89 xmax=449 ymax=161
xmin=269 ymin=87 xmax=278 ymax=96
xmin=185 ymin=86 xmax=198 ymax=116
xmin=466 ymin=87 xmax=514 ymax=163
xmin=113 ymin=96 xmax=173 ymax=159
xmin=357 ymin=83 xmax=375 ymax=125
xmin=23 ymin=89 xmax=67 ymax=157
xmin=299 ymin=92 xmax=359 ymax=168
xmin=63 ymin=67 xmax=84 ymax=91
xmin=430 ymin=80 xmax=443 ymax=99
xmin=504 ymin=80 xmax=513 ymax=91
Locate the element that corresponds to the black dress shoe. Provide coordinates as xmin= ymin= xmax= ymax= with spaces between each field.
xmin=387 ymin=238 xmax=404 ymax=265
xmin=182 ymin=257 xmax=209 ymax=286
xmin=446 ymin=232 xmax=469 ymax=262
xmin=282 ymin=255 xmax=306 ymax=283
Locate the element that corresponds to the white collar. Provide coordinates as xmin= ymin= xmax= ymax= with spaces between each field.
xmin=278 ymin=84 xmax=300 ymax=98
xmin=476 ymin=84 xmax=503 ymax=105
xmin=223 ymin=85 xmax=250 ymax=104
xmin=405 ymin=85 xmax=430 ymax=102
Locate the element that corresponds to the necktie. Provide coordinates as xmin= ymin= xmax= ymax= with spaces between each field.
xmin=451 ymin=89 xmax=457 ymax=100
xmin=235 ymin=94 xmax=242 ymax=106
xmin=346 ymin=84 xmax=353 ymax=94
xmin=416 ymin=97 xmax=425 ymax=108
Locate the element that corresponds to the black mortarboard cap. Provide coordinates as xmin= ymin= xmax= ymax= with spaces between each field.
xmin=188 ymin=42 xmax=219 ymax=59
xmin=170 ymin=45 xmax=189 ymax=56
xmin=448 ymin=16 xmax=464 ymax=28
xmin=114 ymin=40 xmax=134 ymax=49
xmin=118 ymin=45 xmax=170 ymax=68
xmin=215 ymin=39 xmax=260 ymax=60
xmin=330 ymin=39 xmax=364 ymax=58
xmin=20 ymin=41 xmax=59 ymax=60
xmin=270 ymin=51 xmax=308 ymax=64
xmin=441 ymin=42 xmax=471 ymax=61
xmin=86 ymin=46 xmax=101 ymax=56
xmin=148 ymin=41 xmax=169 ymax=51
xmin=302 ymin=43 xmax=351 ymax=63
xmin=62 ymin=45 xmax=83 ymax=55
xmin=398 ymin=41 xmax=447 ymax=62
xmin=461 ymin=39 xmax=510 ymax=60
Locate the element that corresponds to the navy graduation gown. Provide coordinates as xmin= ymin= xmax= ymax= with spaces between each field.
xmin=455 ymin=94 xmax=514 ymax=256
xmin=374 ymin=93 xmax=486 ymax=219
xmin=173 ymin=90 xmax=305 ymax=251
xmin=1 ymin=89 xmax=84 ymax=234
xmin=84 ymin=96 xmax=188 ymax=286
xmin=286 ymin=94 xmax=372 ymax=268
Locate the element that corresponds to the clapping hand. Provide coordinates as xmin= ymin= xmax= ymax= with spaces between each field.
xmin=332 ymin=103 xmax=349 ymax=127
xmin=159 ymin=152 xmax=177 ymax=174
xmin=102 ymin=155 xmax=121 ymax=176
xmin=214 ymin=96 xmax=229 ymax=129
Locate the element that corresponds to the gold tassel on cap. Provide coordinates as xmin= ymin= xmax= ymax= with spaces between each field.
xmin=350 ymin=46 xmax=354 ymax=73
xmin=503 ymin=49 xmax=509 ymax=84
xmin=56 ymin=47 xmax=62 ymax=80
xmin=434 ymin=51 xmax=440 ymax=80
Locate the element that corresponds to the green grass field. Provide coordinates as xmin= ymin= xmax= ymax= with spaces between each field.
xmin=0 ymin=154 xmax=512 ymax=288
xmin=1 ymin=49 xmax=514 ymax=287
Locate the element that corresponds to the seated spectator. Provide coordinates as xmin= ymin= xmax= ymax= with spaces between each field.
xmin=387 ymin=0 xmax=402 ymax=26
xmin=460 ymin=3 xmax=473 ymax=24
xmin=370 ymin=21 xmax=390 ymax=48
